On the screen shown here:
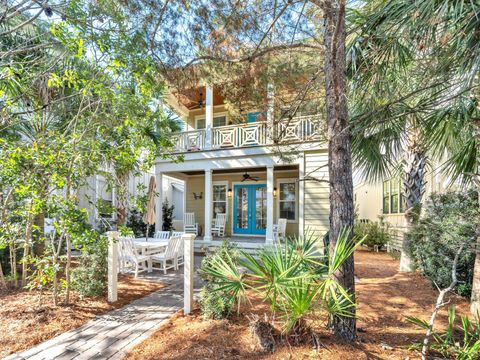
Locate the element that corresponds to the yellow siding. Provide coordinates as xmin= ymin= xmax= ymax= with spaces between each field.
xmin=304 ymin=151 xmax=330 ymax=240
xmin=185 ymin=170 xmax=299 ymax=237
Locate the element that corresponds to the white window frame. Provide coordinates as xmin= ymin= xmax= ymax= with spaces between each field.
xmin=212 ymin=181 xmax=229 ymax=218
xmin=276 ymin=178 xmax=298 ymax=223
xmin=195 ymin=112 xmax=228 ymax=129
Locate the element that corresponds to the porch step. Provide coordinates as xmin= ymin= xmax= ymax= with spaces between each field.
xmin=194 ymin=240 xmax=269 ymax=254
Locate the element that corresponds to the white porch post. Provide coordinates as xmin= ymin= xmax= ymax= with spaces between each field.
xmin=183 ymin=233 xmax=195 ymax=315
xmin=266 ymin=165 xmax=274 ymax=244
xmin=298 ymin=155 xmax=305 ymax=238
xmin=267 ymin=83 xmax=275 ymax=144
xmin=155 ymin=165 xmax=163 ymax=232
xmin=107 ymin=231 xmax=120 ymax=303
xmin=205 ymin=86 xmax=213 ymax=149
xmin=204 ymin=169 xmax=213 ymax=242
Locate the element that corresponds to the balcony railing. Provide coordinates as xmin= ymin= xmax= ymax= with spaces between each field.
xmin=172 ymin=114 xmax=323 ymax=153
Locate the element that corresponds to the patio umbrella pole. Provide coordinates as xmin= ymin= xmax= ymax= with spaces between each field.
xmin=143 ymin=176 xmax=157 ymax=243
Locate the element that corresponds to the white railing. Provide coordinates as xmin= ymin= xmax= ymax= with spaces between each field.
xmin=172 ymin=129 xmax=206 ymax=152
xmin=212 ymin=121 xmax=269 ymax=148
xmin=171 ymin=114 xmax=322 ymax=153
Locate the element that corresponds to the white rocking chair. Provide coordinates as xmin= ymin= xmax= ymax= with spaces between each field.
xmin=150 ymin=236 xmax=182 ymax=274
xmin=118 ymin=236 xmax=151 ymax=278
xmin=211 ymin=213 xmax=227 ymax=237
xmin=273 ymin=218 xmax=287 ymax=243
xmin=183 ymin=213 xmax=198 ymax=235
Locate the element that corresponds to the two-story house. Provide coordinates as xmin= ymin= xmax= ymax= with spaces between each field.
xmin=154 ymin=84 xmax=329 ymax=250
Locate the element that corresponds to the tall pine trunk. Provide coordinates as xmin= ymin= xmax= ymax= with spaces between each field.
xmin=116 ymin=171 xmax=129 ymax=227
xmin=399 ymin=126 xmax=426 ymax=272
xmin=471 ymin=119 xmax=480 ymax=316
xmin=324 ymin=0 xmax=356 ymax=341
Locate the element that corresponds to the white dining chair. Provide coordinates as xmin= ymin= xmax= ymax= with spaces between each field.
xmin=211 ymin=213 xmax=227 ymax=237
xmin=118 ymin=236 xmax=150 ymax=278
xmin=154 ymin=231 xmax=170 ymax=240
xmin=183 ymin=213 xmax=198 ymax=235
xmin=150 ymin=236 xmax=182 ymax=274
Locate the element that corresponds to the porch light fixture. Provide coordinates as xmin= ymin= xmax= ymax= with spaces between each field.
xmin=228 ymin=188 xmax=232 ymax=198
xmin=273 ymin=187 xmax=277 ymax=197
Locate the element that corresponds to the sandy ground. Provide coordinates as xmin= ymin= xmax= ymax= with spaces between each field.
xmin=126 ymin=249 xmax=471 ymax=360
xmin=0 ymin=274 xmax=165 ymax=358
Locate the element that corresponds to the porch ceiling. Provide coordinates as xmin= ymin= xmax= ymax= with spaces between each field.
xmin=179 ymin=165 xmax=298 ymax=176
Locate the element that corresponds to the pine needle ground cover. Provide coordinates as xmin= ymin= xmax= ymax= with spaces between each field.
xmin=126 ymin=249 xmax=470 ymax=360
xmin=0 ymin=275 xmax=165 ymax=358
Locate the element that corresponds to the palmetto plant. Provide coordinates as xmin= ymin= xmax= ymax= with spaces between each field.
xmin=200 ymin=229 xmax=363 ymax=336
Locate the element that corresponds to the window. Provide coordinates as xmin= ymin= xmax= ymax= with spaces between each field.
xmin=196 ymin=115 xmax=227 ymax=129
xmin=278 ymin=179 xmax=297 ymax=222
xmin=383 ymin=178 xmax=404 ymax=214
xmin=213 ymin=182 xmax=228 ymax=218
xmin=213 ymin=116 xmax=226 ymax=127
xmin=196 ymin=118 xmax=205 ymax=129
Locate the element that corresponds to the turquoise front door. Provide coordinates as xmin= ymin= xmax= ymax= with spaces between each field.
xmin=233 ymin=184 xmax=267 ymax=235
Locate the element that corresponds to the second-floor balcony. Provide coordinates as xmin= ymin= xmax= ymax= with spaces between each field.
xmin=171 ymin=114 xmax=323 ymax=153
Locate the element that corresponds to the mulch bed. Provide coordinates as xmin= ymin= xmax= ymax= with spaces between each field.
xmin=0 ymin=274 xmax=165 ymax=358
xmin=126 ymin=249 xmax=471 ymax=360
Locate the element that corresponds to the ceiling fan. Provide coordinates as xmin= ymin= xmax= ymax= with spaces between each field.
xmin=241 ymin=172 xmax=259 ymax=182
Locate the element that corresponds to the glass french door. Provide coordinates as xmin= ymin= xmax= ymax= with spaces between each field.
xmin=233 ymin=184 xmax=267 ymax=235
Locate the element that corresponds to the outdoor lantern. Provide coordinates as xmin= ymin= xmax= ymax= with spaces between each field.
xmin=228 ymin=188 xmax=232 ymax=198
xmin=273 ymin=187 xmax=277 ymax=197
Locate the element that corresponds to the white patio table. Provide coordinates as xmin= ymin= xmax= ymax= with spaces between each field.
xmin=134 ymin=238 xmax=169 ymax=256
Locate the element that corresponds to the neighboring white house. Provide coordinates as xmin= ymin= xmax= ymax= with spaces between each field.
xmin=77 ymin=170 xmax=184 ymax=229
xmin=353 ymin=160 xmax=461 ymax=250
xmin=154 ymin=85 xmax=329 ymax=249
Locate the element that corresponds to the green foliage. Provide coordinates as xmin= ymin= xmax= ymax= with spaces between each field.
xmin=408 ymin=190 xmax=477 ymax=297
xmin=198 ymin=240 xmax=240 ymax=319
xmin=406 ymin=306 xmax=480 ymax=360
xmin=126 ymin=209 xmax=153 ymax=237
xmin=24 ymin=252 xmax=58 ymax=294
xmin=71 ymin=234 xmax=109 ymax=297
xmin=200 ymin=230 xmax=362 ymax=333
xmin=354 ymin=217 xmax=391 ymax=250
xmin=162 ymin=199 xmax=175 ymax=232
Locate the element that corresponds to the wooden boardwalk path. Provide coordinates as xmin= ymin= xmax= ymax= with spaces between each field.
xmin=4 ymin=262 xmax=202 ymax=360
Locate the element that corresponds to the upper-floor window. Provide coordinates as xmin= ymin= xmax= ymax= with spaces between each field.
xmin=196 ymin=116 xmax=227 ymax=129
xmin=383 ymin=178 xmax=405 ymax=214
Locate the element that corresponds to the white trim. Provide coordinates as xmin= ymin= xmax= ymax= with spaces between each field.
xmin=276 ymin=178 xmax=299 ymax=223
xmin=230 ymin=181 xmax=267 ymax=237
xmin=212 ymin=180 xmax=229 ymax=218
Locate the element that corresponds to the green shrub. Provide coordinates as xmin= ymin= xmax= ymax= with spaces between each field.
xmin=354 ymin=217 xmax=391 ymax=249
xmin=198 ymin=240 xmax=240 ymax=319
xmin=408 ymin=190 xmax=477 ymax=297
xmin=71 ymin=233 xmax=108 ymax=297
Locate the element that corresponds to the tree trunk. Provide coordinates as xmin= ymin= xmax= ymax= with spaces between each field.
xmin=0 ymin=262 xmax=6 ymax=289
xmin=471 ymin=118 xmax=480 ymax=317
xmin=399 ymin=126 xmax=426 ymax=272
xmin=22 ymin=202 xmax=35 ymax=287
xmin=324 ymin=0 xmax=356 ymax=341
xmin=116 ymin=171 xmax=129 ymax=227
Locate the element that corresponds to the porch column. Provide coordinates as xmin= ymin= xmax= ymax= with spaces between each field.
xmin=155 ymin=165 xmax=163 ymax=232
xmin=298 ymin=156 xmax=305 ymax=237
xmin=205 ymin=86 xmax=213 ymax=149
xmin=267 ymin=83 xmax=275 ymax=144
xmin=204 ymin=169 xmax=213 ymax=242
xmin=266 ymin=165 xmax=274 ymax=244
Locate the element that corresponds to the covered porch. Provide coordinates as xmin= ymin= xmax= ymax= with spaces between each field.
xmin=154 ymin=163 xmax=305 ymax=246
